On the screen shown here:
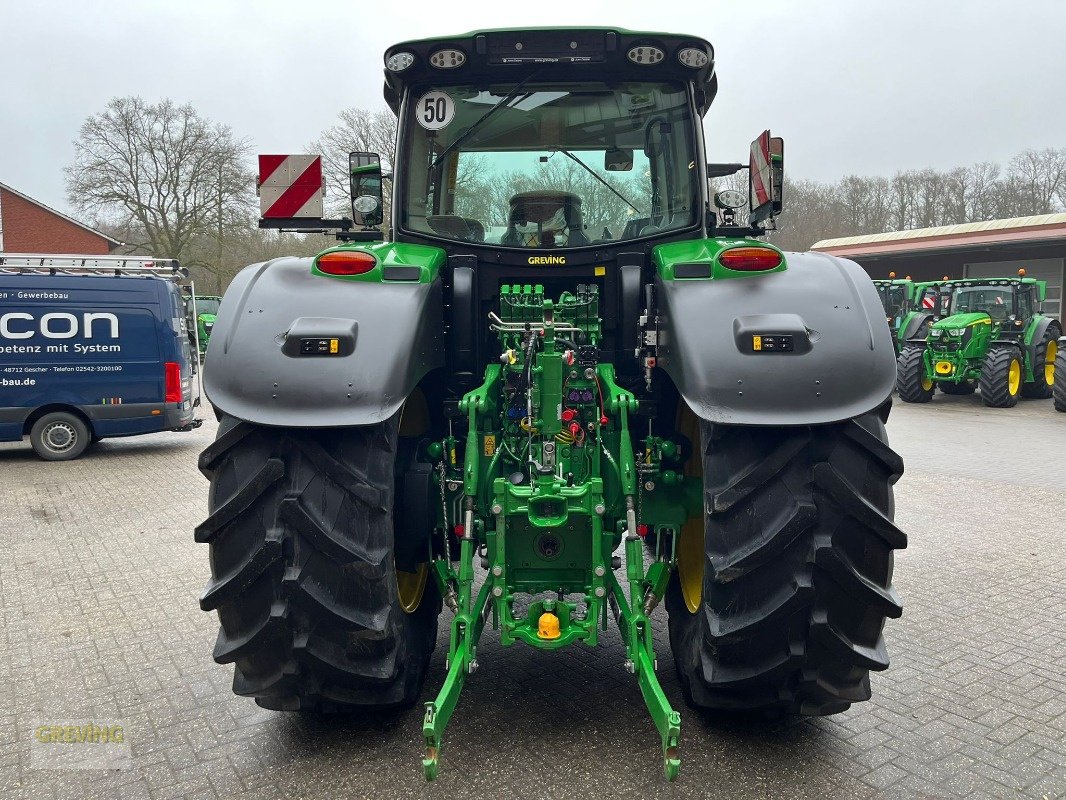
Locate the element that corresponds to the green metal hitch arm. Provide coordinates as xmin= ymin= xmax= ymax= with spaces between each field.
xmin=420 ymin=321 xmax=683 ymax=782
xmin=422 ymin=577 xmax=493 ymax=780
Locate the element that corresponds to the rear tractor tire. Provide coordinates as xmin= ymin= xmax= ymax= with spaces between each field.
xmin=666 ymin=403 xmax=906 ymax=716
xmin=1021 ymin=325 xmax=1061 ymax=399
xmin=979 ymin=347 xmax=1023 ymax=408
xmin=895 ymin=346 xmax=934 ymax=403
xmin=195 ymin=412 xmax=440 ymax=712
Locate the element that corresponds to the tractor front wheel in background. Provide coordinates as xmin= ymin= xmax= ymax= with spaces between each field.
xmin=666 ymin=403 xmax=906 ymax=716
xmin=30 ymin=411 xmax=91 ymax=461
xmin=938 ymin=380 xmax=976 ymax=396
xmin=1054 ymin=341 xmax=1066 ymax=412
xmin=979 ymin=347 xmax=1023 ymax=408
xmin=196 ymin=412 xmax=440 ymax=712
xmin=1021 ymin=325 xmax=1061 ymax=399
xmin=896 ymin=346 xmax=934 ymax=403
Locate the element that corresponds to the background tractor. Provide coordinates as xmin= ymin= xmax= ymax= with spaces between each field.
xmin=193 ymin=295 xmax=221 ymax=361
xmin=897 ymin=271 xmax=1059 ymax=407
xmin=872 ymin=273 xmax=936 ymax=354
xmin=196 ymin=28 xmax=907 ymax=781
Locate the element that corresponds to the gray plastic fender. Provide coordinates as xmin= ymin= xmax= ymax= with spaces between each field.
xmin=655 ymin=252 xmax=896 ymax=426
xmin=204 ymin=257 xmax=443 ymax=427
xmin=901 ymin=310 xmax=932 ymax=343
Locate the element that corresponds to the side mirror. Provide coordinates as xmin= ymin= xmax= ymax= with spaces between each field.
xmin=604 ymin=148 xmax=634 ymax=171
xmin=748 ymin=131 xmax=784 ymax=225
xmin=350 ymin=151 xmax=384 ymax=228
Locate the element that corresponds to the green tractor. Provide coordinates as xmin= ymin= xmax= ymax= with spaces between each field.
xmin=194 ymin=295 xmax=221 ymax=360
xmin=872 ymin=273 xmax=937 ymax=354
xmin=897 ymin=271 xmax=1060 ymax=406
xmin=197 ymin=28 xmax=907 ymax=781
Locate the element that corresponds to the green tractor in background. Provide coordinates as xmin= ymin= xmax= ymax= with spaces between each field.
xmin=897 ymin=270 xmax=1060 ymax=407
xmin=194 ymin=295 xmax=221 ymax=361
xmin=872 ymin=272 xmax=937 ymax=354
xmin=196 ymin=28 xmax=907 ymax=781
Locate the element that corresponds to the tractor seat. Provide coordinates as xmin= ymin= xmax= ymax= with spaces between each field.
xmin=427 ymin=215 xmax=485 ymax=242
xmin=500 ymin=191 xmax=589 ymax=248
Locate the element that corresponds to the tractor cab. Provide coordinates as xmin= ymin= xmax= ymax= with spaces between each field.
xmin=932 ymin=276 xmax=1044 ymax=339
xmin=872 ymin=277 xmax=910 ymax=319
xmin=378 ymin=29 xmax=732 ymax=255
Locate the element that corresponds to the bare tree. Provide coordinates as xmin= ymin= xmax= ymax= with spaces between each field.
xmin=307 ymin=108 xmax=397 ymax=216
xmin=65 ymin=97 xmax=254 ymax=270
xmin=1005 ymin=148 xmax=1066 ymax=215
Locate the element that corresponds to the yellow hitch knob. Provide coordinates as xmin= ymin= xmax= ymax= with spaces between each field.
xmin=537 ymin=612 xmax=561 ymax=640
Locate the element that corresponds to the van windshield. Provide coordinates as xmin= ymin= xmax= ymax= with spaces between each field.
xmin=400 ymin=81 xmax=699 ymax=248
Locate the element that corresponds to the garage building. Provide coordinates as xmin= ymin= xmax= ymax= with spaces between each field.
xmin=812 ymin=213 xmax=1066 ymax=319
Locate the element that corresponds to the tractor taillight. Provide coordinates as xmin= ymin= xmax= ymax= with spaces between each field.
xmin=718 ymin=247 xmax=783 ymax=272
xmin=164 ymin=361 xmax=182 ymax=402
xmin=316 ymin=251 xmax=377 ymax=276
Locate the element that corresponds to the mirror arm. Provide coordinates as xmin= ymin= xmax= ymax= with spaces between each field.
xmin=706 ymin=162 xmax=746 ymax=178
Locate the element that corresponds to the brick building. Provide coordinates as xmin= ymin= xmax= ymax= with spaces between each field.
xmin=0 ymin=181 xmax=122 ymax=254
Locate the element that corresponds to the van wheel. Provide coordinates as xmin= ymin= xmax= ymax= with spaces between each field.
xmin=30 ymin=412 xmax=91 ymax=461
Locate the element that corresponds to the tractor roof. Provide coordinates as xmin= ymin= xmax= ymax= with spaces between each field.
xmin=382 ymin=27 xmax=717 ymax=116
xmin=930 ymin=277 xmax=1043 ymax=288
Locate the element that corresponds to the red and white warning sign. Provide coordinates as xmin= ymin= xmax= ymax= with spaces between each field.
xmin=749 ymin=130 xmax=772 ymax=210
xmin=258 ymin=154 xmax=324 ymax=219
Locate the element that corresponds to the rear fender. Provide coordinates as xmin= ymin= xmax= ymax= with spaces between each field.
xmin=654 ymin=250 xmax=896 ymax=426
xmin=1023 ymin=315 xmax=1057 ymax=381
xmin=204 ymin=254 xmax=444 ymax=427
xmin=900 ymin=310 xmax=932 ymax=344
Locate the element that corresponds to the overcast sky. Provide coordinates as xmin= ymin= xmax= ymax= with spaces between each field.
xmin=1 ymin=0 xmax=1063 ymax=216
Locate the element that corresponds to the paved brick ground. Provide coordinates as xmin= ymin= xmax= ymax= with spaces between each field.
xmin=1 ymin=396 xmax=1064 ymax=799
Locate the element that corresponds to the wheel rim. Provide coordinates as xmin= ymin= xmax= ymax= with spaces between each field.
xmin=397 ymin=563 xmax=429 ymax=613
xmin=677 ymin=517 xmax=704 ymax=614
xmin=920 ymin=374 xmax=933 ymax=391
xmin=42 ymin=422 xmax=78 ymax=453
xmin=1046 ymin=340 xmax=1057 ymax=386
xmin=1008 ymin=359 xmax=1021 ymax=396
xmin=676 ymin=402 xmax=704 ymax=613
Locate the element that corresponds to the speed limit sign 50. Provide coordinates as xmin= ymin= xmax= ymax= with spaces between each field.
xmin=416 ymin=90 xmax=455 ymax=130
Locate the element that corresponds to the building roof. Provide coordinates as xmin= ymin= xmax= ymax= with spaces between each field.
xmin=812 ymin=212 xmax=1066 ymax=258
xmin=0 ymin=181 xmax=124 ymax=247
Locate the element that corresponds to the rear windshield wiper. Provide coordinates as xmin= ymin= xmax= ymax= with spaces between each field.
xmin=429 ymin=71 xmax=540 ymax=173
xmin=551 ymin=147 xmax=641 ymax=214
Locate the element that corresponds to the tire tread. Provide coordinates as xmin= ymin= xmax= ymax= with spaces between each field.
xmin=197 ymin=416 xmax=439 ymax=712
xmin=667 ymin=404 xmax=906 ymax=716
